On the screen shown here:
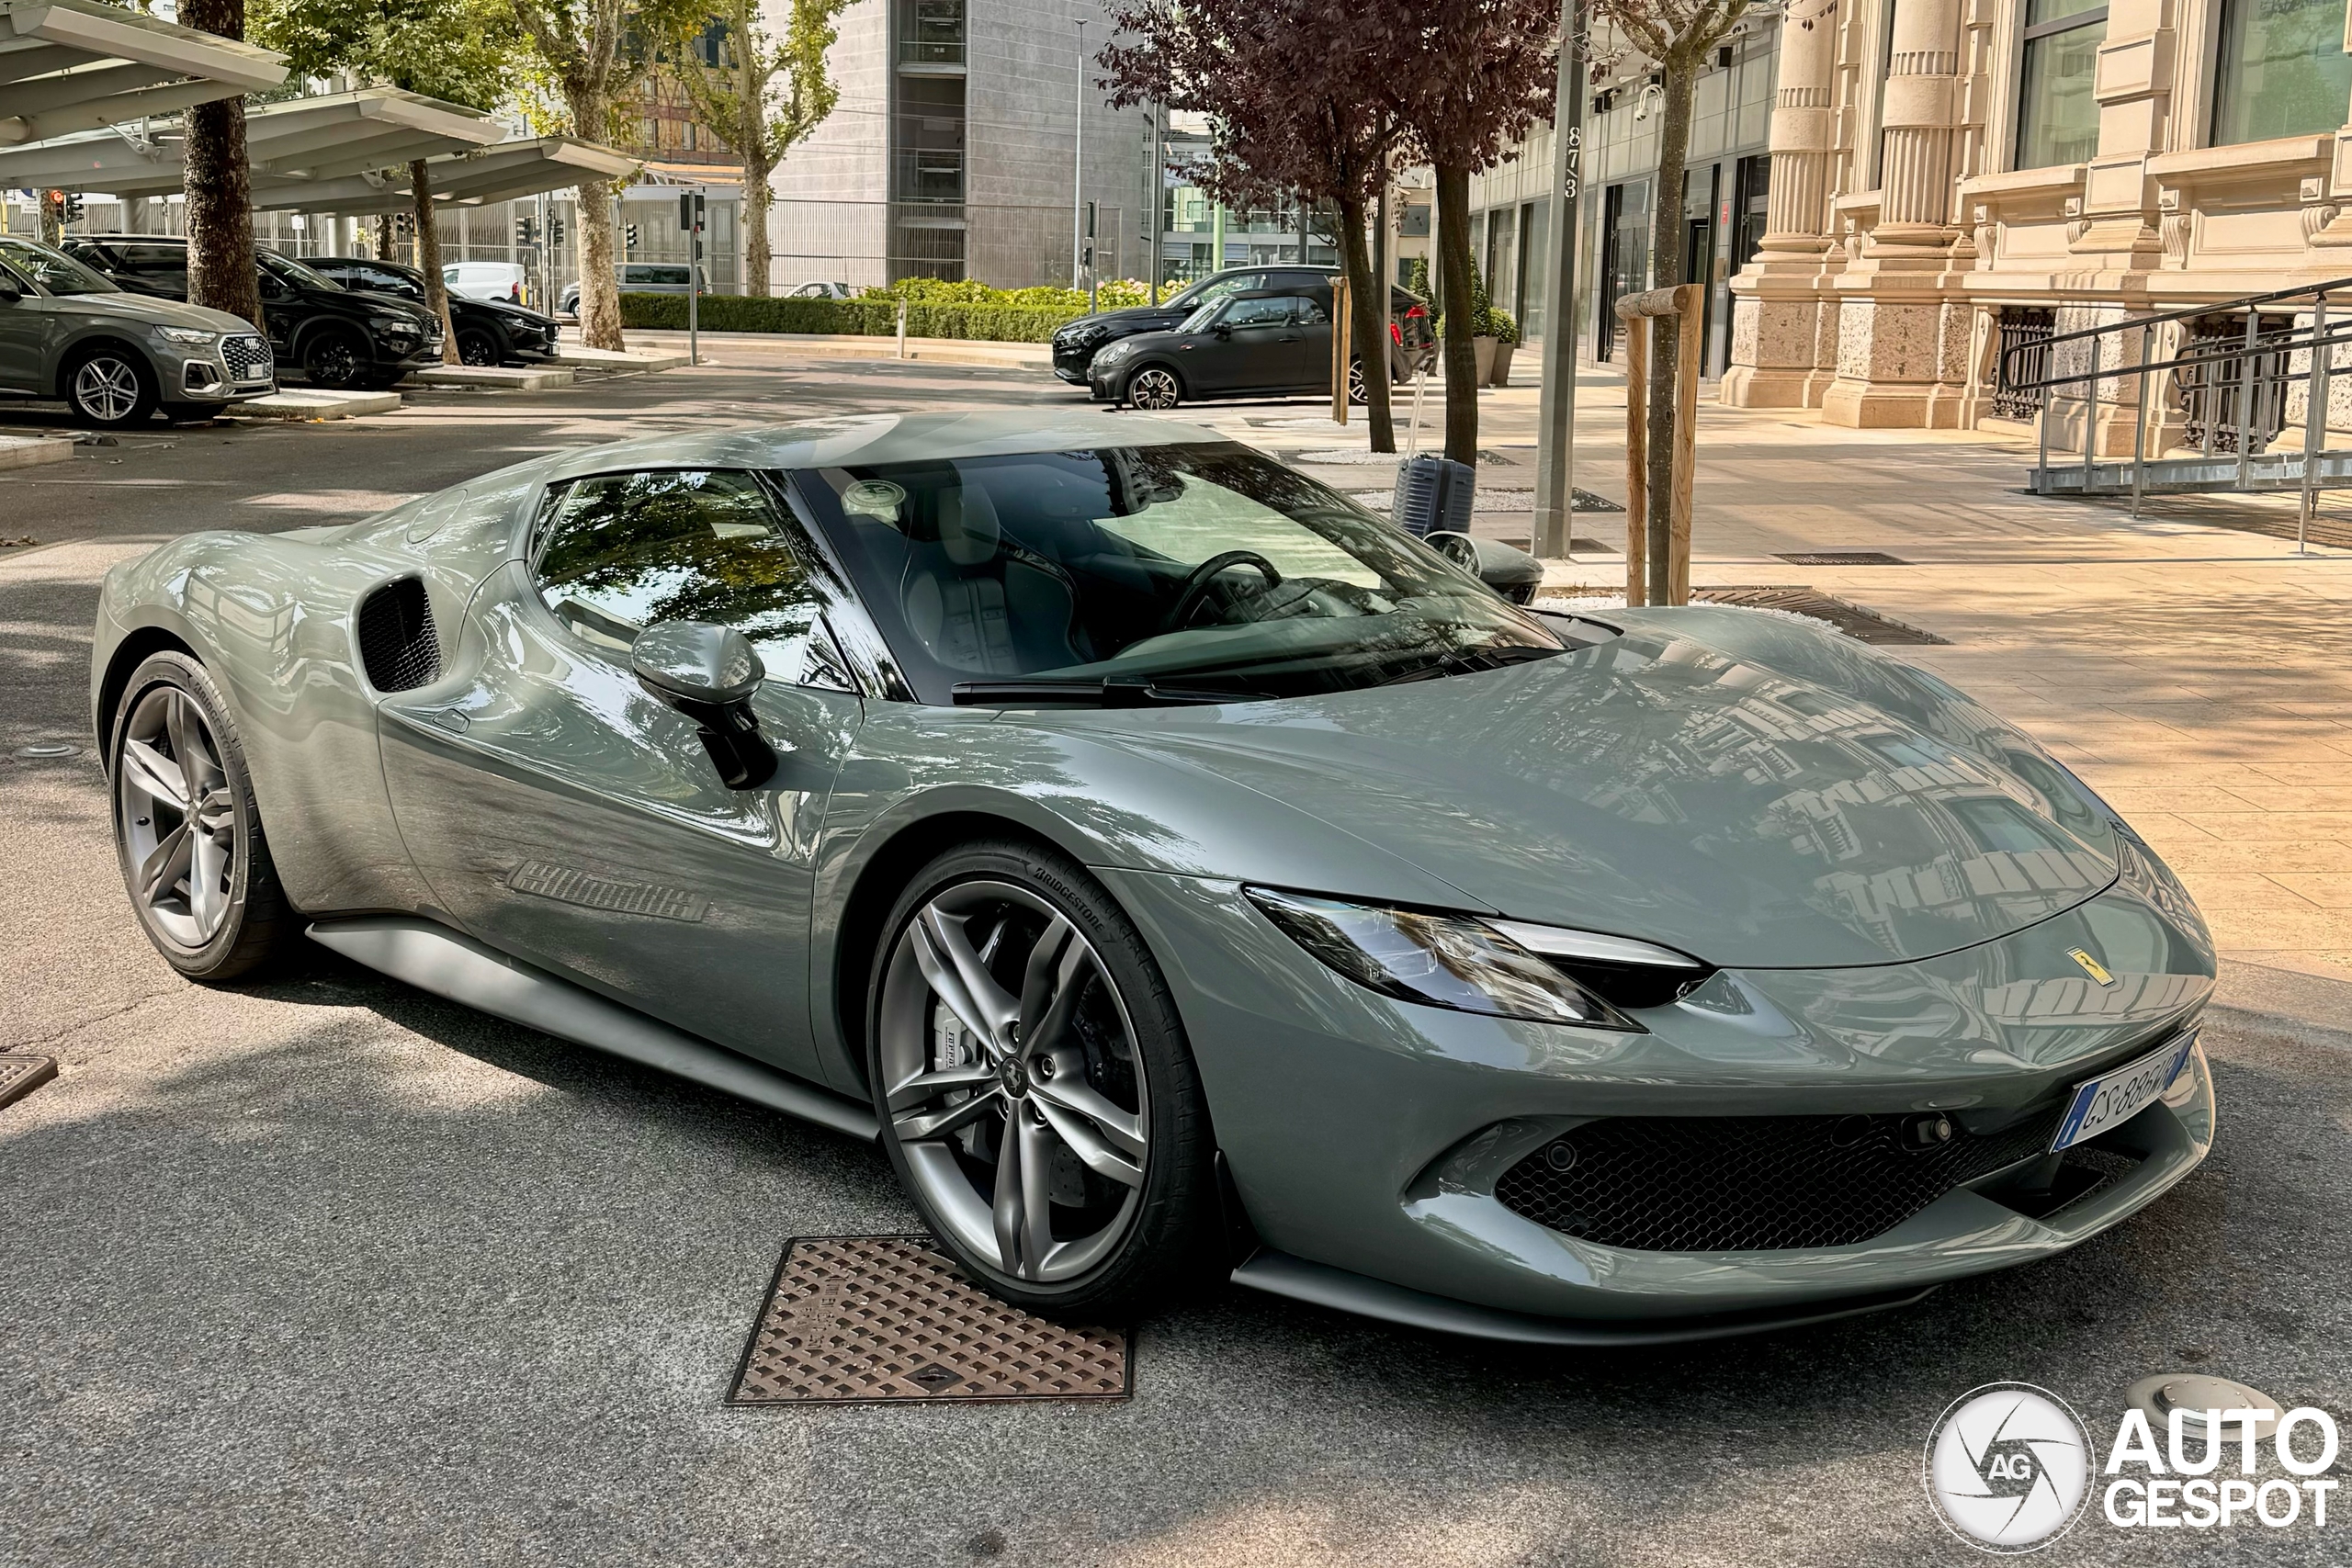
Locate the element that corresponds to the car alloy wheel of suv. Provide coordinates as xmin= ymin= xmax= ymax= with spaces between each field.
xmin=302 ymin=331 xmax=370 ymax=390
xmin=66 ymin=347 xmax=157 ymax=428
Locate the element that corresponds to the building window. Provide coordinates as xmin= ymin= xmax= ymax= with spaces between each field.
xmin=2211 ymin=0 xmax=2352 ymax=147
xmin=900 ymin=0 xmax=965 ymax=65
xmin=2015 ymin=0 xmax=2106 ymax=170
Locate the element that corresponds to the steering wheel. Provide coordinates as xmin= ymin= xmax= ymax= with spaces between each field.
xmin=1159 ymin=550 xmax=1284 ymax=634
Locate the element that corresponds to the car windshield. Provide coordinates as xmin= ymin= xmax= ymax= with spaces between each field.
xmin=1164 ymin=271 xmax=1264 ymax=314
xmin=1177 ymin=299 xmax=1224 ymax=333
xmin=794 ymin=441 xmax=1563 ymax=705
xmin=260 ymin=251 xmax=341 ymax=291
xmin=0 ymin=238 xmax=119 ymax=296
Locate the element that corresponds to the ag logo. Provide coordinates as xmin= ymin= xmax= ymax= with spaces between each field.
xmin=1924 ymin=1382 xmax=2091 ymax=1553
xmin=2067 ymin=947 xmax=2116 ymax=986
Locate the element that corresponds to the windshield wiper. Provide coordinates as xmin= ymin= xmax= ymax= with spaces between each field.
xmin=951 ymin=677 xmax=1258 ymax=708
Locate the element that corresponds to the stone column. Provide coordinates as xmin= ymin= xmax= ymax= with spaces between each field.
xmin=2073 ymin=0 xmax=2168 ymax=265
xmin=1720 ymin=6 xmax=1844 ymax=409
xmin=1820 ymin=0 xmax=1973 ymax=427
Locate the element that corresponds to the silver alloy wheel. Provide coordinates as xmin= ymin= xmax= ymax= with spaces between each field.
xmin=73 ymin=355 xmax=142 ymax=423
xmin=1126 ymin=367 xmax=1181 ymax=410
xmin=115 ymin=684 xmax=236 ymax=948
xmin=877 ymin=880 xmax=1149 ymax=1284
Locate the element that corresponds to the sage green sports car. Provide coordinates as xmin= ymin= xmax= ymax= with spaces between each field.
xmin=89 ymin=412 xmax=2217 ymax=1341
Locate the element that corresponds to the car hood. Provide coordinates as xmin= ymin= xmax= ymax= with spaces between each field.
xmin=52 ymin=292 xmax=254 ymax=335
xmin=1062 ymin=306 xmax=1189 ymax=336
xmin=1021 ymin=607 xmax=2122 ymax=969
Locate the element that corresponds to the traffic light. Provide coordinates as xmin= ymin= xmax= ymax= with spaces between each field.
xmin=548 ymin=215 xmax=565 ymax=247
xmin=514 ymin=215 xmax=537 ymax=247
xmin=62 ymin=192 xmax=84 ymax=223
xmin=624 ymin=223 xmax=639 ymax=250
xmin=678 ymin=190 xmax=706 ymax=232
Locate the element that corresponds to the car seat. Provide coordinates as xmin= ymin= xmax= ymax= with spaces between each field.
xmin=899 ymin=483 xmax=1087 ymax=673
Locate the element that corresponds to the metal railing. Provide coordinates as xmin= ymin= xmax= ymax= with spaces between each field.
xmin=1998 ymin=276 xmax=2352 ymax=550
xmin=1990 ymin=309 xmax=2053 ymax=419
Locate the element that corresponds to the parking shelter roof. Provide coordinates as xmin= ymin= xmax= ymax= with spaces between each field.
xmin=0 ymin=0 xmax=284 ymax=146
xmin=0 ymin=86 xmax=502 ymax=200
xmin=255 ymin=134 xmax=639 ymax=216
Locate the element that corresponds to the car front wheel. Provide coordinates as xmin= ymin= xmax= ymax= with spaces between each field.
xmin=301 ymin=330 xmax=370 ymax=389
xmin=64 ymin=348 xmax=157 ymax=428
xmin=868 ymin=840 xmax=1216 ymax=1318
xmin=1124 ymin=366 xmax=1182 ymax=410
xmin=457 ymin=328 xmax=503 ymax=367
xmin=109 ymin=651 xmax=298 ymax=981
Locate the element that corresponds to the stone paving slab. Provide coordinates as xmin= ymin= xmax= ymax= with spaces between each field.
xmin=230 ymin=389 xmax=402 ymax=421
xmin=402 ymin=364 xmax=577 ymax=391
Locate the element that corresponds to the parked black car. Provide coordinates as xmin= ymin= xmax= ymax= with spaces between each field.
xmin=309 ymin=256 xmax=560 ymax=367
xmin=1086 ymin=286 xmax=1427 ymax=411
xmin=1052 ymin=265 xmax=1431 ymax=386
xmin=0 ymin=235 xmax=273 ymax=428
xmin=61 ymin=236 xmax=444 ymax=390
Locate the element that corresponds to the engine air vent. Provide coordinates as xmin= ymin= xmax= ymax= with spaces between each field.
xmin=356 ymin=577 xmax=441 ymax=693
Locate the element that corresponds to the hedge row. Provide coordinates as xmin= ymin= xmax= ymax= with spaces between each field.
xmin=616 ymin=292 xmax=1084 ymax=343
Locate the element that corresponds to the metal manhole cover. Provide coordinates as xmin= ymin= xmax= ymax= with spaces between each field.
xmin=0 ymin=1054 xmax=58 ymax=1111
xmin=728 ymin=1235 xmax=1130 ymax=1406
xmin=1695 ymin=585 xmax=1948 ymax=646
xmin=1773 ymin=550 xmax=1908 ymax=566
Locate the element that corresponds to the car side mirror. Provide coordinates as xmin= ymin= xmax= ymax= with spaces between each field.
xmin=630 ymin=620 xmax=778 ymax=789
xmin=1425 ymin=532 xmax=1544 ymax=607
xmin=1212 ymin=322 xmax=1232 ymax=339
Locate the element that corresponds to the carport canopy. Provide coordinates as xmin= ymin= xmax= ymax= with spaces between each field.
xmin=0 ymin=0 xmax=285 ymax=146
xmin=0 ymin=86 xmax=503 ymax=202
xmin=265 ymin=135 xmax=640 ymax=216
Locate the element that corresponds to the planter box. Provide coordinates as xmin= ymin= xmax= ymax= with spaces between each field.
xmin=1473 ymin=335 xmax=1497 ymax=382
xmin=1488 ymin=343 xmax=1517 ymax=386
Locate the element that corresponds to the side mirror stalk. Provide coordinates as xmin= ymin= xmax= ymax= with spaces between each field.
xmin=630 ymin=621 xmax=779 ymax=790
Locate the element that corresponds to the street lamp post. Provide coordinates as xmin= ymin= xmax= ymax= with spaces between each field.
xmin=1532 ymin=0 xmax=1589 ymax=559
xmin=1072 ymin=18 xmax=1087 ymax=291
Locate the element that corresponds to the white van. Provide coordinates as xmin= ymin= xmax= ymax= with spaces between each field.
xmin=442 ymin=261 xmax=526 ymax=304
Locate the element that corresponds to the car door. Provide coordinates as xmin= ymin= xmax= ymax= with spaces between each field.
xmin=1199 ymin=294 xmax=1298 ymax=393
xmin=1285 ymin=291 xmax=1334 ymax=392
xmin=0 ymin=254 xmax=51 ymax=393
xmin=376 ymin=468 xmax=864 ymax=1082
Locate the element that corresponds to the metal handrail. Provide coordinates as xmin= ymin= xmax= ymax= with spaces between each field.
xmin=1998 ymin=274 xmax=2352 ymax=390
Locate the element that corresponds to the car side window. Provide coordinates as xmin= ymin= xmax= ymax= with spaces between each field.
xmin=1294 ymin=295 xmax=1330 ymax=325
xmin=364 ymin=267 xmax=422 ymax=299
xmin=1188 ymin=272 xmax=1262 ymax=310
xmin=1223 ymin=296 xmax=1293 ymax=329
xmin=529 ymin=468 xmax=853 ymax=692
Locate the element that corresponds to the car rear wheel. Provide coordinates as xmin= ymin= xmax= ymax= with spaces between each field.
xmin=1124 ymin=366 xmax=1182 ymax=410
xmin=868 ymin=840 xmax=1216 ymax=1318
xmin=109 ymin=651 xmax=298 ymax=981
xmin=457 ymin=327 xmax=503 ymax=367
xmin=64 ymin=347 xmax=157 ymax=428
xmin=300 ymin=330 xmax=372 ymax=389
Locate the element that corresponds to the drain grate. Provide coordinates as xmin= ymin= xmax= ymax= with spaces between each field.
xmin=1773 ymin=551 xmax=1907 ymax=566
xmin=0 ymin=1054 xmax=57 ymax=1111
xmin=728 ymin=1235 xmax=1130 ymax=1406
xmin=1695 ymin=585 xmax=1948 ymax=645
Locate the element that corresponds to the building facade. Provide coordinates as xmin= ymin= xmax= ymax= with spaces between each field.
xmin=763 ymin=0 xmax=1151 ymax=289
xmin=1723 ymin=0 xmax=2352 ymax=441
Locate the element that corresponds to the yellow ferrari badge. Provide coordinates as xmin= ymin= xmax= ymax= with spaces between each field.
xmin=2068 ymin=947 xmax=2116 ymax=986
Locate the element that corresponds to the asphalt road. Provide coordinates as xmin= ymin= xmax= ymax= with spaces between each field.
xmin=5 ymin=356 xmax=2350 ymax=1567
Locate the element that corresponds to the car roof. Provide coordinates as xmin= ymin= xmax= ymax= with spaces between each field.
xmin=537 ymin=411 xmax=1230 ymax=482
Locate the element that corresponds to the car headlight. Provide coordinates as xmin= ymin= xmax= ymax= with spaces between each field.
xmin=1095 ymin=339 xmax=1136 ymax=366
xmin=1244 ymin=888 xmax=1704 ymax=1029
xmin=157 ymin=327 xmax=220 ymax=346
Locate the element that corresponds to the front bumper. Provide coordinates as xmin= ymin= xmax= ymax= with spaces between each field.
xmin=1103 ymin=865 xmax=2218 ymax=1331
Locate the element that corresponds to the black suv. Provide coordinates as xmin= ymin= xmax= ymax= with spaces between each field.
xmin=310 ymin=256 xmax=560 ymax=367
xmin=1051 ymin=265 xmax=1432 ymax=386
xmin=62 ymin=236 xmax=444 ymax=390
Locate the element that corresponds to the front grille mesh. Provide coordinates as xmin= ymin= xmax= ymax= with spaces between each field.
xmin=1495 ymin=1108 xmax=2065 ymax=1252
xmin=220 ymin=333 xmax=270 ymax=381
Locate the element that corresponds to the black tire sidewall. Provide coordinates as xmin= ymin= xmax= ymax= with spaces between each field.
xmin=458 ymin=329 xmax=502 ymax=367
xmin=108 ymin=652 xmax=293 ymax=982
xmin=865 ymin=839 xmax=1215 ymax=1316
xmin=302 ymin=331 xmax=366 ymax=389
xmin=1125 ymin=367 xmax=1181 ymax=410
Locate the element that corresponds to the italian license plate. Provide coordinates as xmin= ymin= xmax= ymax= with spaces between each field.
xmin=2050 ymin=1031 xmax=2198 ymax=1152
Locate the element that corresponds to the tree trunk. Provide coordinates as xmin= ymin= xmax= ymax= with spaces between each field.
xmin=567 ymin=83 xmax=627 ymax=351
xmin=743 ymin=145 xmax=774 ymax=297
xmin=1644 ymin=57 xmax=1697 ymax=605
xmin=1337 ymin=190 xmax=1394 ymax=452
xmin=1434 ymin=161 xmax=1477 ymax=466
xmin=178 ymin=0 xmax=261 ymax=332
xmin=375 ymin=212 xmax=395 ymax=259
xmin=410 ymin=160 xmax=461 ymax=365
xmin=37 ymin=190 xmax=63 ymax=245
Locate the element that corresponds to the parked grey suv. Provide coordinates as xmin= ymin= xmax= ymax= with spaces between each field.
xmin=0 ymin=236 xmax=273 ymax=427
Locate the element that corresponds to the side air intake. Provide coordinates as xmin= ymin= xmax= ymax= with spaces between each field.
xmin=356 ymin=577 xmax=441 ymax=693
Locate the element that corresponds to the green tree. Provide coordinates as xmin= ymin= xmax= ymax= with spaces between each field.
xmin=510 ymin=0 xmax=701 ymax=350
xmin=252 ymin=0 xmax=514 ymax=363
xmin=660 ymin=0 xmax=847 ymax=298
